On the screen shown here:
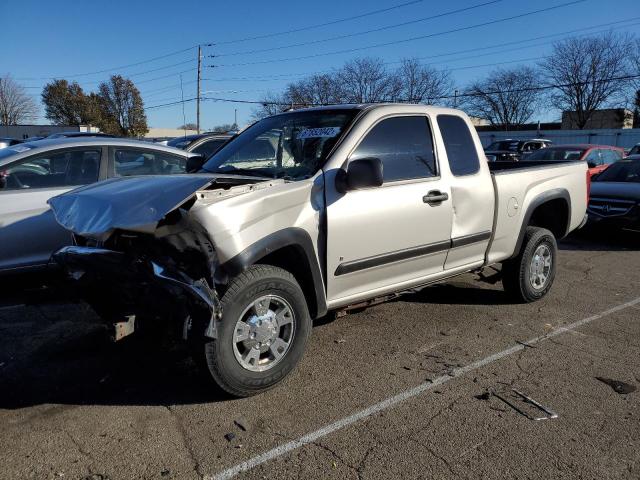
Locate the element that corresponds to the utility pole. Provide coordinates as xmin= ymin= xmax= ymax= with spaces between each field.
xmin=196 ymin=45 xmax=202 ymax=134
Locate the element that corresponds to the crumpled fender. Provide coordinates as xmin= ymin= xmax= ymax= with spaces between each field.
xmin=47 ymin=175 xmax=217 ymax=241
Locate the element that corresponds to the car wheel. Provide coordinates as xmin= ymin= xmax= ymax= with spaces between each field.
xmin=502 ymin=226 xmax=557 ymax=303
xmin=195 ymin=265 xmax=311 ymax=397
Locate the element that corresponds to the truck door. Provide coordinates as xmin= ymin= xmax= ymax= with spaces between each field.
xmin=325 ymin=115 xmax=453 ymax=305
xmin=435 ymin=114 xmax=494 ymax=271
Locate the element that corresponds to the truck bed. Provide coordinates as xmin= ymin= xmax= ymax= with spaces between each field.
xmin=488 ymin=159 xmax=582 ymax=173
xmin=486 ymin=159 xmax=588 ymax=265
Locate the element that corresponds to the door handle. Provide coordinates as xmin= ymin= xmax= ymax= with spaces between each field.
xmin=423 ymin=190 xmax=449 ymax=205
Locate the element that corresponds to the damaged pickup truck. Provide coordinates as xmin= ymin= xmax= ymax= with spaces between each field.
xmin=48 ymin=104 xmax=589 ymax=397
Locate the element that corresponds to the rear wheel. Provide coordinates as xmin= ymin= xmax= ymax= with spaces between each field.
xmin=502 ymin=226 xmax=557 ymax=303
xmin=194 ymin=265 xmax=311 ymax=397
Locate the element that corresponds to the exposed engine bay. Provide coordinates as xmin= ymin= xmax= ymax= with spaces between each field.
xmin=49 ymin=174 xmax=274 ymax=342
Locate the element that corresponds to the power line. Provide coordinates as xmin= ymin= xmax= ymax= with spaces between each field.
xmin=145 ymin=74 xmax=640 ymax=110
xmin=214 ymin=0 xmax=502 ymax=57
xmin=212 ymin=0 xmax=587 ymax=67
xmin=210 ymin=0 xmax=425 ymax=46
xmin=206 ymin=17 xmax=640 ymax=85
xmin=12 ymin=1 xmax=426 ymax=81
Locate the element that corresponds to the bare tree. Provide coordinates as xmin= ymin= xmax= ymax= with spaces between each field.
xmin=97 ymin=75 xmax=148 ymax=137
xmin=540 ymin=32 xmax=633 ymax=129
xmin=395 ymin=58 xmax=453 ymax=104
xmin=462 ymin=66 xmax=541 ymax=129
xmin=0 ymin=75 xmax=38 ymax=125
xmin=251 ymin=92 xmax=291 ymax=120
xmin=286 ymin=73 xmax=345 ymax=107
xmin=338 ymin=57 xmax=400 ymax=103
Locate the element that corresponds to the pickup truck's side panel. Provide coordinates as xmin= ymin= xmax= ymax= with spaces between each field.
xmin=487 ymin=162 xmax=588 ymax=265
xmin=431 ymin=113 xmax=495 ymax=271
xmin=190 ymin=178 xmax=325 ymax=282
xmin=322 ymin=107 xmax=454 ymax=305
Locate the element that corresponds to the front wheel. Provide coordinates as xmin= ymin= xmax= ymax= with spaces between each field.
xmin=194 ymin=265 xmax=312 ymax=397
xmin=502 ymin=226 xmax=557 ymax=303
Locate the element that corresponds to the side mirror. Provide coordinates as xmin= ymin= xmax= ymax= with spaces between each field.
xmin=587 ymin=161 xmax=596 ymax=169
xmin=335 ymin=157 xmax=383 ymax=194
xmin=186 ymin=154 xmax=206 ymax=173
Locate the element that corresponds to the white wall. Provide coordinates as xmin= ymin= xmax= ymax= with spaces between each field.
xmin=478 ymin=128 xmax=640 ymax=149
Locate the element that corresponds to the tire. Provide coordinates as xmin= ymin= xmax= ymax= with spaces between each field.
xmin=194 ymin=265 xmax=312 ymax=397
xmin=502 ymin=226 xmax=557 ymax=303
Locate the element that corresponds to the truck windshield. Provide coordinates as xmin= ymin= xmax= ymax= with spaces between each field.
xmin=202 ymin=109 xmax=359 ymax=180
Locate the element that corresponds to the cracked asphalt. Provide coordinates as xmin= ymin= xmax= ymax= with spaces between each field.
xmin=1 ymin=229 xmax=639 ymax=480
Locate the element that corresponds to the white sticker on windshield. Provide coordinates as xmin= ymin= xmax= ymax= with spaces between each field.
xmin=10 ymin=145 xmax=31 ymax=153
xmin=297 ymin=127 xmax=341 ymax=139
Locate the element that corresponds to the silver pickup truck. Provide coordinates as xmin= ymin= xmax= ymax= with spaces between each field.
xmin=49 ymin=104 xmax=589 ymax=396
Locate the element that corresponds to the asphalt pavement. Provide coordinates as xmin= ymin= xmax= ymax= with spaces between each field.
xmin=1 ymin=229 xmax=639 ymax=480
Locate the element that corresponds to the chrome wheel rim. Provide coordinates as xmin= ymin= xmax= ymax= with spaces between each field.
xmin=529 ymin=244 xmax=552 ymax=290
xmin=232 ymin=295 xmax=295 ymax=372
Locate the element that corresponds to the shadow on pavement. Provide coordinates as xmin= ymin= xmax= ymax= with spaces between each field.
xmin=0 ymin=302 xmax=230 ymax=410
xmin=560 ymin=227 xmax=640 ymax=252
xmin=398 ymin=282 xmax=510 ymax=306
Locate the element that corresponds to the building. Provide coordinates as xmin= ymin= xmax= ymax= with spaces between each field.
xmin=1 ymin=124 xmax=100 ymax=139
xmin=144 ymin=127 xmax=198 ymax=141
xmin=561 ymin=108 xmax=634 ymax=130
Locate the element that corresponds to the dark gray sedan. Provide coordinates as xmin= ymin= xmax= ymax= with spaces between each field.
xmin=0 ymin=137 xmax=203 ymax=273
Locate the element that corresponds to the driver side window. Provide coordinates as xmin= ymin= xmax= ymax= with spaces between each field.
xmin=2 ymin=149 xmax=101 ymax=191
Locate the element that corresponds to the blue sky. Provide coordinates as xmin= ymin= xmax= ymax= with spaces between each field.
xmin=2 ymin=0 xmax=639 ymax=129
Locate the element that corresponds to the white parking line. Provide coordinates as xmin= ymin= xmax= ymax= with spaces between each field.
xmin=208 ymin=296 xmax=640 ymax=480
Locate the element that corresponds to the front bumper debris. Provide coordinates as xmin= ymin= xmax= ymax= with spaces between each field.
xmin=53 ymin=246 xmax=222 ymax=340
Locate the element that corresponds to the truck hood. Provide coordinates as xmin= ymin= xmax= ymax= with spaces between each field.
xmin=590 ymin=181 xmax=640 ymax=201
xmin=47 ymin=174 xmax=263 ymax=241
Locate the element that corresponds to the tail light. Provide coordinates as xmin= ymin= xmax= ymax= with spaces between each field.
xmin=586 ymin=169 xmax=591 ymax=203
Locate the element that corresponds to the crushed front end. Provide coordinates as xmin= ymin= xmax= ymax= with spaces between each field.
xmin=47 ymin=174 xmax=260 ymax=343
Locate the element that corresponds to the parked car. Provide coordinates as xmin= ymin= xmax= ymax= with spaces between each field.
xmin=47 ymin=132 xmax=118 ymax=139
xmin=49 ymin=104 xmax=588 ymax=396
xmin=167 ymin=133 xmax=233 ymax=158
xmin=0 ymin=138 xmax=204 ymax=273
xmin=628 ymin=143 xmax=640 ymax=156
xmin=587 ymin=155 xmax=640 ymax=232
xmin=484 ymin=138 xmax=552 ymax=162
xmin=525 ymin=144 xmax=625 ymax=177
xmin=0 ymin=138 xmax=23 ymax=149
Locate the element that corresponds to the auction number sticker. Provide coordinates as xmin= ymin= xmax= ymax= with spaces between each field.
xmin=298 ymin=127 xmax=341 ymax=139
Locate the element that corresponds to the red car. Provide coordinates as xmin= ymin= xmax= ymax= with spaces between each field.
xmin=526 ymin=144 xmax=626 ymax=177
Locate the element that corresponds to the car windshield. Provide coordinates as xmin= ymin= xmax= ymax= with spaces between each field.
xmin=629 ymin=145 xmax=640 ymax=156
xmin=203 ymin=109 xmax=359 ymax=180
xmin=485 ymin=141 xmax=520 ymax=151
xmin=594 ymin=161 xmax=640 ymax=182
xmin=527 ymin=147 xmax=586 ymax=161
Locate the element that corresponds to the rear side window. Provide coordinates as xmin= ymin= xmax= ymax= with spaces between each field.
xmin=113 ymin=148 xmax=187 ymax=176
xmin=350 ymin=116 xmax=436 ymax=182
xmin=437 ymin=115 xmax=480 ymax=176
